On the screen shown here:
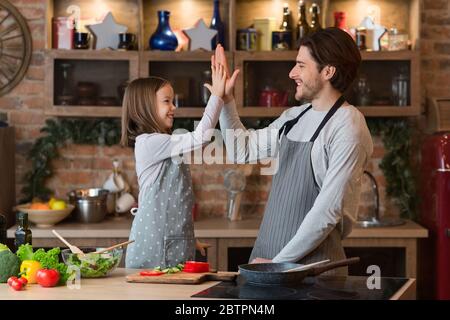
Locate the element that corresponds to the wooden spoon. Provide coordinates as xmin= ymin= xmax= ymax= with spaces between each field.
xmin=283 ymin=259 xmax=330 ymax=273
xmin=94 ymin=240 xmax=135 ymax=254
xmin=52 ymin=229 xmax=84 ymax=255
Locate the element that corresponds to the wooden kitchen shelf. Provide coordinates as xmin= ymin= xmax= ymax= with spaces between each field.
xmin=174 ymin=107 xmax=205 ymax=118
xmin=141 ymin=50 xmax=229 ymax=62
xmin=45 ymin=48 xmax=139 ymax=116
xmin=45 ymin=106 xmax=122 ymax=118
xmin=45 ymin=0 xmax=421 ymax=119
xmin=234 ymin=50 xmax=420 ymax=117
xmin=238 ymin=107 xmax=289 ymax=118
xmin=141 ymin=50 xmax=233 ymax=79
xmin=45 ymin=49 xmax=139 ymax=60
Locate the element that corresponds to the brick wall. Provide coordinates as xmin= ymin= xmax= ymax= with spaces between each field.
xmin=2 ymin=0 xmax=449 ymax=220
xmin=421 ymin=0 xmax=450 ymax=98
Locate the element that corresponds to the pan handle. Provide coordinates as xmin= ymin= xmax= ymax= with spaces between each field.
xmin=308 ymin=257 xmax=360 ymax=276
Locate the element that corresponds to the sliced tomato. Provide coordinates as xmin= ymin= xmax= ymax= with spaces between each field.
xmin=140 ymin=270 xmax=164 ymax=276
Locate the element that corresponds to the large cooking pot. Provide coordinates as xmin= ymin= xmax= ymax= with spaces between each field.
xmin=68 ymin=188 xmax=109 ymax=223
xmin=238 ymin=257 xmax=360 ymax=286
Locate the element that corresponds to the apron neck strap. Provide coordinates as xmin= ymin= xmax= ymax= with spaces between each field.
xmin=309 ymin=95 xmax=346 ymax=142
xmin=278 ymin=105 xmax=313 ymax=139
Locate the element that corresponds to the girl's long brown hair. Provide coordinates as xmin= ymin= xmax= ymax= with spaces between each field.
xmin=121 ymin=77 xmax=171 ymax=147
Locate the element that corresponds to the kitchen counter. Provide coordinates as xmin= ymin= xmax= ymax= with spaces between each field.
xmin=0 ymin=268 xmax=416 ymax=300
xmin=0 ymin=268 xmax=214 ymax=300
xmin=7 ymin=216 xmax=428 ymax=279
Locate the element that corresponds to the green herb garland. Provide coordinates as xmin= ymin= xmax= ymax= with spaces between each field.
xmin=22 ymin=117 xmax=418 ymax=220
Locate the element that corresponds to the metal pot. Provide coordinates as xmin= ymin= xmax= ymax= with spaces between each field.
xmin=68 ymin=188 xmax=109 ymax=223
xmin=238 ymin=257 xmax=360 ymax=286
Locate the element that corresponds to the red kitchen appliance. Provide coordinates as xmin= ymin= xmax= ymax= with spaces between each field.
xmin=419 ymin=133 xmax=450 ymax=299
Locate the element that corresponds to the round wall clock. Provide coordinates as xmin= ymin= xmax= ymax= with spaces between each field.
xmin=0 ymin=0 xmax=32 ymax=96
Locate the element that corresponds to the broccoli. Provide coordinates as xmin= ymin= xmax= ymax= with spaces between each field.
xmin=0 ymin=250 xmax=20 ymax=283
xmin=0 ymin=243 xmax=10 ymax=253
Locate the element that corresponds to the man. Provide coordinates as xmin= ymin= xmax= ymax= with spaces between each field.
xmin=215 ymin=28 xmax=373 ymax=274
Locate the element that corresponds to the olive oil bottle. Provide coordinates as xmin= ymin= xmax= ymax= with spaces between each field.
xmin=14 ymin=212 xmax=32 ymax=250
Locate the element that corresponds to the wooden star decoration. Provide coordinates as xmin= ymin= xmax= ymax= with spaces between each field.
xmin=183 ymin=19 xmax=218 ymax=51
xmin=86 ymin=12 xmax=128 ymax=50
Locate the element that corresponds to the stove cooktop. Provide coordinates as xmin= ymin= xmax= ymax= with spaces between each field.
xmin=192 ymin=276 xmax=408 ymax=300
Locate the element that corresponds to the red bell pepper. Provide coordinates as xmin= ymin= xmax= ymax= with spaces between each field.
xmin=183 ymin=261 xmax=210 ymax=273
xmin=140 ymin=270 xmax=164 ymax=276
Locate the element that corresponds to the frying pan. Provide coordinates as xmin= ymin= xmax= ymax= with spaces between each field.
xmin=238 ymin=257 xmax=360 ymax=286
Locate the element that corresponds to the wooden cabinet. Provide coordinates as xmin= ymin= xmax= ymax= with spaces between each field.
xmin=0 ymin=127 xmax=15 ymax=228
xmin=45 ymin=50 xmax=139 ymax=117
xmin=44 ymin=0 xmax=421 ymax=118
xmin=139 ymin=51 xmax=233 ymax=117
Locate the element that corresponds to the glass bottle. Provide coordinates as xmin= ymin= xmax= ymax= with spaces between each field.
xmin=0 ymin=213 xmax=6 ymax=244
xmin=309 ymin=3 xmax=322 ymax=34
xmin=0 ymin=112 xmax=7 ymax=127
xmin=56 ymin=62 xmax=75 ymax=106
xmin=210 ymin=0 xmax=226 ymax=50
xmin=14 ymin=212 xmax=32 ymax=250
xmin=275 ymin=2 xmax=293 ymax=50
xmin=149 ymin=11 xmax=178 ymax=51
xmin=200 ymin=70 xmax=212 ymax=105
xmin=391 ymin=67 xmax=409 ymax=106
xmin=280 ymin=2 xmax=293 ymax=31
xmin=297 ymin=0 xmax=310 ymax=47
xmin=354 ymin=73 xmax=371 ymax=106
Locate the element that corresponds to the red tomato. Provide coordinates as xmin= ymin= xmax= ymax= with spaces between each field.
xmin=17 ymin=277 xmax=28 ymax=286
xmin=10 ymin=279 xmax=23 ymax=291
xmin=140 ymin=270 xmax=164 ymax=276
xmin=36 ymin=269 xmax=60 ymax=287
xmin=7 ymin=276 xmax=18 ymax=286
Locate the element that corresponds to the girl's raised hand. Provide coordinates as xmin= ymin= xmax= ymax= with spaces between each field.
xmin=214 ymin=44 xmax=240 ymax=103
xmin=203 ymin=56 xmax=227 ymax=99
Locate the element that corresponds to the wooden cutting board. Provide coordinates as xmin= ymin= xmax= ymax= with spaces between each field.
xmin=126 ymin=271 xmax=238 ymax=284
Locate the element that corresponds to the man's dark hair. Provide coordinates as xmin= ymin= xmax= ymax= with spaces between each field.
xmin=299 ymin=27 xmax=361 ymax=93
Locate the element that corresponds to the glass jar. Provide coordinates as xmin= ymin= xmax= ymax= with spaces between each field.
xmin=388 ymin=28 xmax=409 ymax=51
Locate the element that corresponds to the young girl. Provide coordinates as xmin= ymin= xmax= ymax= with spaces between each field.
xmin=122 ymin=63 xmax=227 ymax=269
